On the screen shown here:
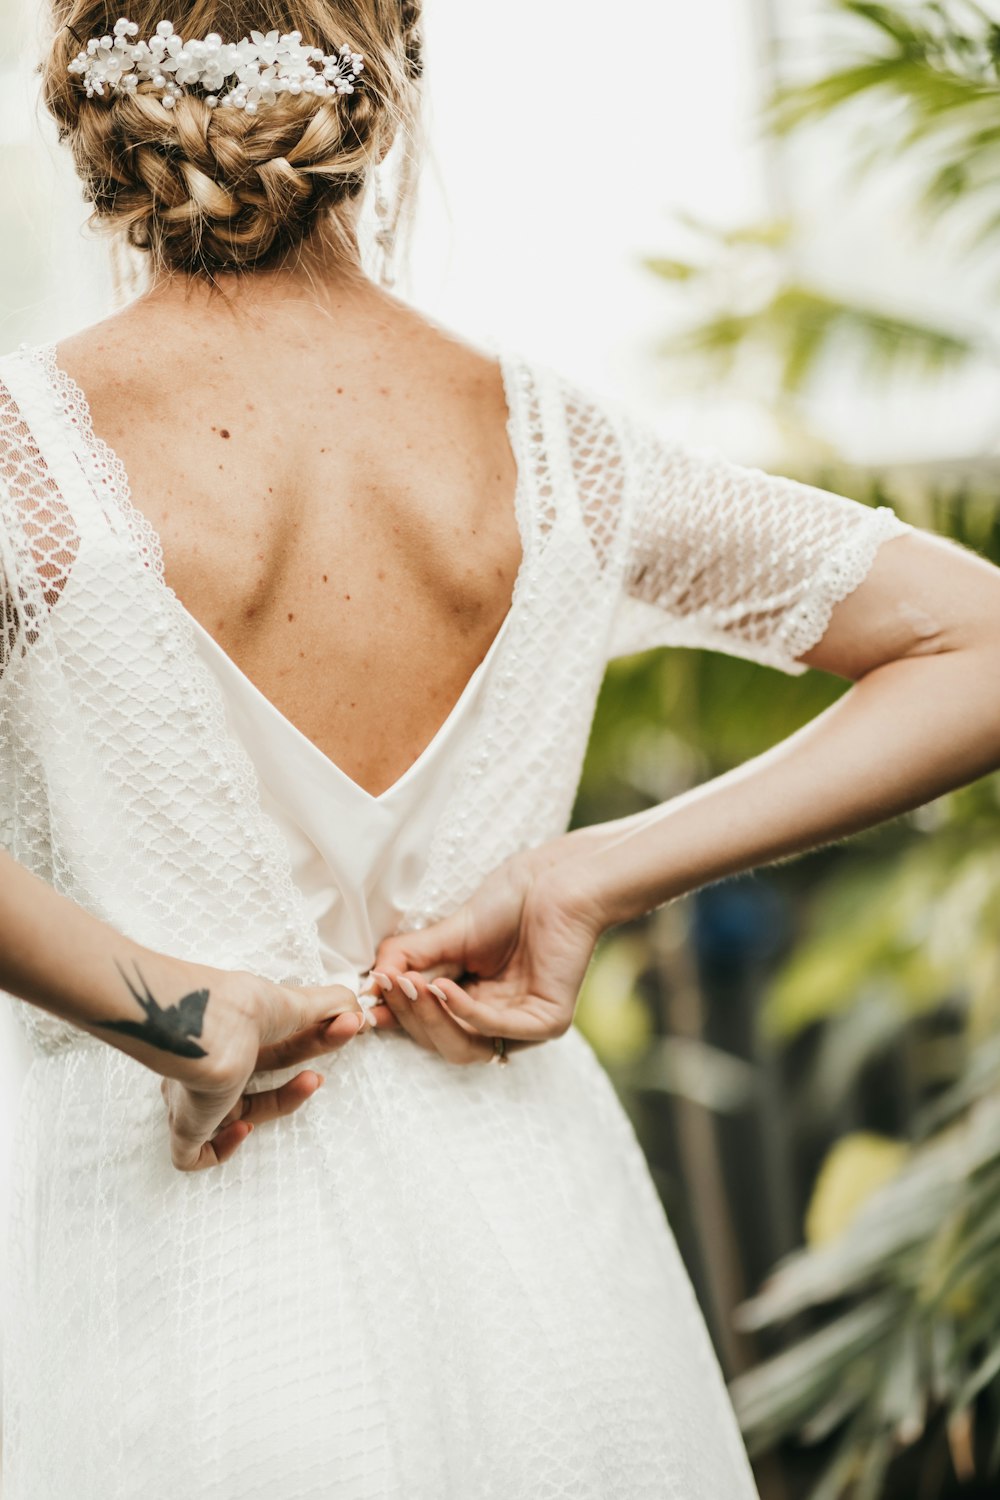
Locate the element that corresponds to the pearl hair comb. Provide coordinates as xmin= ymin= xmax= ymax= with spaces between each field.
xmin=67 ymin=16 xmax=365 ymax=113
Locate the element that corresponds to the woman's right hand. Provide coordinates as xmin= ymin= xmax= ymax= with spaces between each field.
xmin=113 ymin=954 xmax=395 ymax=1171
xmin=0 ymin=851 xmax=396 ymax=1168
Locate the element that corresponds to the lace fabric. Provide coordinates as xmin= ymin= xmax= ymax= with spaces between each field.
xmin=612 ymin=423 xmax=909 ymax=669
xmin=0 ymin=339 xmax=910 ymax=1498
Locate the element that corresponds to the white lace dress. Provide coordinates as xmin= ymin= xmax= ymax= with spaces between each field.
xmin=0 ymin=340 xmax=910 ymax=1500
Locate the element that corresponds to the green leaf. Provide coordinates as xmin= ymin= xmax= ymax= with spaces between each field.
xmin=642 ymin=257 xmax=702 ymax=282
xmin=954 ymin=1338 xmax=1000 ymax=1411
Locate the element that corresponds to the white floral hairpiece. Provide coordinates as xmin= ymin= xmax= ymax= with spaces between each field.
xmin=67 ymin=17 xmax=364 ymax=113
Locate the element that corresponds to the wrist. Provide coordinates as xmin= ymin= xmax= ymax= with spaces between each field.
xmin=532 ymin=854 xmax=613 ymax=942
xmin=519 ymin=821 xmax=624 ymax=881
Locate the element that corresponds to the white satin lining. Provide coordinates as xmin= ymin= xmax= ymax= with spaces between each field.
xmin=187 ymin=609 xmax=513 ymax=993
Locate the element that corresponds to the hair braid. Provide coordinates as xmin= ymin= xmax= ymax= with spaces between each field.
xmin=44 ymin=0 xmax=423 ymax=277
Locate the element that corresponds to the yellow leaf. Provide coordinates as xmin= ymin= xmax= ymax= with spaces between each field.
xmin=575 ymin=936 xmax=652 ymax=1066
xmin=805 ymin=1132 xmax=908 ymax=1247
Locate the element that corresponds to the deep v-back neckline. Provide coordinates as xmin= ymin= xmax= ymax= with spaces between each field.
xmin=38 ymin=341 xmax=532 ymax=804
xmin=186 ymin=603 xmax=515 ymax=806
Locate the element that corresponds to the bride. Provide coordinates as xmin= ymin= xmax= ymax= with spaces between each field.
xmin=3 ymin=2 xmax=1000 ymax=1496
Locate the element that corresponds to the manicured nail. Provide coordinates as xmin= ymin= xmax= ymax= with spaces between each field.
xmin=371 ymin=971 xmax=392 ymax=993
xmin=428 ymin=984 xmax=447 ymax=1002
xmin=398 ymin=975 xmax=418 ymax=1001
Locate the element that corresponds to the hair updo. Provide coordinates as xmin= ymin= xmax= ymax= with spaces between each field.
xmin=42 ymin=0 xmax=423 ymax=277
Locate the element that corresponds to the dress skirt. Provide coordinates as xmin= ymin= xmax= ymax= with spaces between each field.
xmin=3 ymin=1024 xmax=760 ymax=1499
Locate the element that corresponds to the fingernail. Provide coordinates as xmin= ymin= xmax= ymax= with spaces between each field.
xmin=428 ymin=983 xmax=447 ymax=1002
xmin=371 ymin=971 xmax=392 ymax=993
xmin=398 ymin=975 xmax=418 ymax=1001
xmin=245 ymin=1122 xmax=254 ymax=1134
xmin=315 ymin=1074 xmax=326 ymax=1086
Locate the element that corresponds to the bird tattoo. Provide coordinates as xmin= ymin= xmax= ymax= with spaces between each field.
xmin=99 ymin=961 xmax=211 ymax=1059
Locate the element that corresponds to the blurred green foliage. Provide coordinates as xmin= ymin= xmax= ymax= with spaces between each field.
xmin=572 ymin=3 xmax=1000 ymax=1497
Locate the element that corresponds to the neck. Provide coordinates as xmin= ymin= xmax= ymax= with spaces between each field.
xmin=140 ymin=219 xmax=385 ymax=325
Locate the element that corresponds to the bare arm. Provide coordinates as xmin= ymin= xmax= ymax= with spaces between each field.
xmin=0 ymin=849 xmax=387 ymax=1166
xmin=548 ymin=529 xmax=1000 ymax=924
xmin=1 ymin=848 xmax=240 ymax=1075
xmin=372 ymin=529 xmax=1000 ymax=1047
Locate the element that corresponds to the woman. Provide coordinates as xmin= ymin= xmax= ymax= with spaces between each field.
xmin=2 ymin=3 xmax=999 ymax=1497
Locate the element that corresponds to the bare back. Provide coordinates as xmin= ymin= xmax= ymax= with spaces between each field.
xmin=56 ymin=282 xmax=521 ymax=798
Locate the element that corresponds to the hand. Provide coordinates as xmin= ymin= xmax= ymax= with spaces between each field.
xmin=370 ymin=855 xmax=603 ymax=1059
xmin=148 ymin=959 xmax=396 ymax=1171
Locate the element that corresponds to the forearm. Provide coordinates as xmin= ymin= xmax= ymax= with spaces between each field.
xmin=558 ymin=645 xmax=1000 ymax=928
xmin=0 ymin=849 xmax=226 ymax=1079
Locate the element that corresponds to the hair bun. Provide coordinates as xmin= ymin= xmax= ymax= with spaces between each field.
xmin=44 ymin=2 xmax=423 ymax=276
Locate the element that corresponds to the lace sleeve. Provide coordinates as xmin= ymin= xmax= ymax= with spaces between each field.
xmin=610 ymin=424 xmax=911 ymax=674
xmin=0 ymin=490 xmax=16 ymax=683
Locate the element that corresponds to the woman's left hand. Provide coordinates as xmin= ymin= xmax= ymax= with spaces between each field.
xmin=367 ymin=852 xmax=604 ymax=1064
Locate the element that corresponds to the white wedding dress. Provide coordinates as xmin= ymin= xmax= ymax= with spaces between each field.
xmin=0 ymin=340 xmax=911 ymax=1499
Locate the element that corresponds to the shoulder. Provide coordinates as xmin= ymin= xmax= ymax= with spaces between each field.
xmin=497 ymin=346 xmax=661 ymax=456
xmin=499 ymin=349 xmax=662 ymax=495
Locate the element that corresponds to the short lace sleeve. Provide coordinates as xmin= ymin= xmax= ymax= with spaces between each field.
xmin=0 ymin=460 xmax=17 ymax=685
xmin=610 ymin=422 xmax=911 ymax=674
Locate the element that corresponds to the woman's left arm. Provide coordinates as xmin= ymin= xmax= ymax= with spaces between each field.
xmin=374 ymin=526 xmax=1000 ymax=1049
xmin=548 ymin=527 xmax=1000 ymax=929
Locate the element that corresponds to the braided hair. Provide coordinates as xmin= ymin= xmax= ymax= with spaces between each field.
xmin=44 ymin=0 xmax=424 ymax=276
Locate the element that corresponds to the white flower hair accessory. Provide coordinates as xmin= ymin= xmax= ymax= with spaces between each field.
xmin=67 ymin=17 xmax=364 ymax=113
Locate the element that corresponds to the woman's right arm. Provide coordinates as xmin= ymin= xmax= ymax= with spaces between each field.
xmin=0 ymin=849 xmax=389 ymax=1168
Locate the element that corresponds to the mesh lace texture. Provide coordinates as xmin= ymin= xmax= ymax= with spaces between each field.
xmin=612 ymin=420 xmax=910 ymax=669
xmin=0 ymin=346 xmax=909 ymax=1050
xmin=0 ymin=344 xmax=908 ymax=1498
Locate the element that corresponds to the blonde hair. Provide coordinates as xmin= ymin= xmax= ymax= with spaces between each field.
xmin=42 ymin=0 xmax=423 ymax=278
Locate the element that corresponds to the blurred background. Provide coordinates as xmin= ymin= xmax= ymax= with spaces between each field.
xmin=5 ymin=1 xmax=1000 ymax=1496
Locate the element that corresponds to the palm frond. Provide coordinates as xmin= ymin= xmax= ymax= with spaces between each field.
xmin=732 ymin=1091 xmax=1000 ymax=1494
xmin=648 ymin=238 xmax=982 ymax=399
xmin=769 ymin=0 xmax=1000 ymax=254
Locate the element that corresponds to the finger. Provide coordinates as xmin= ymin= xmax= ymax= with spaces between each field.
xmin=206 ymin=1120 xmax=254 ymax=1163
xmin=256 ymin=1012 xmax=358 ymax=1071
xmin=263 ymin=982 xmax=365 ymax=1046
xmin=170 ymin=1115 xmax=252 ymax=1172
xmin=227 ymin=1070 xmax=326 ymax=1130
xmin=380 ymin=970 xmax=437 ymax=1053
xmin=401 ymin=972 xmax=493 ymax=1065
xmin=359 ymin=1002 xmax=400 ymax=1029
xmin=373 ymin=908 xmax=470 ymax=982
xmin=257 ymin=1002 xmax=399 ymax=1072
xmin=432 ymin=976 xmax=554 ymax=1042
